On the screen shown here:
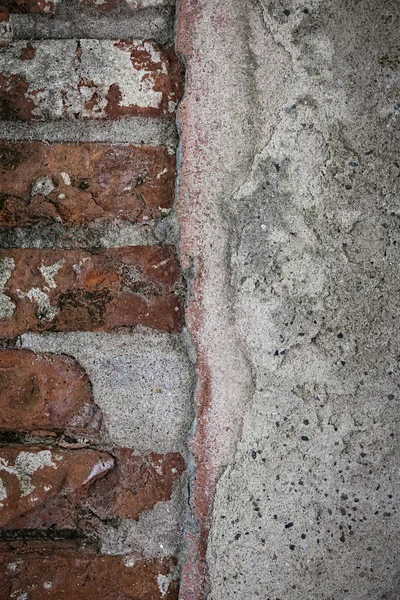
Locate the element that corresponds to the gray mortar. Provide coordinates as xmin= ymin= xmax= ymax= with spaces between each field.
xmin=0 ymin=221 xmax=159 ymax=249
xmin=188 ymin=0 xmax=400 ymax=598
xmin=21 ymin=331 xmax=194 ymax=454
xmin=0 ymin=120 xmax=178 ymax=150
xmin=10 ymin=0 xmax=175 ymax=46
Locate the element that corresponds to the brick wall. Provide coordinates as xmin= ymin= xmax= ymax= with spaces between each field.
xmin=0 ymin=2 xmax=192 ymax=598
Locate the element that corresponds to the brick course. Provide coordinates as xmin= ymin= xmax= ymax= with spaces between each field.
xmin=3 ymin=448 xmax=185 ymax=530
xmin=0 ymin=246 xmax=184 ymax=336
xmin=0 ymin=543 xmax=179 ymax=599
xmin=0 ymin=142 xmax=176 ymax=226
xmin=0 ymin=40 xmax=183 ymax=120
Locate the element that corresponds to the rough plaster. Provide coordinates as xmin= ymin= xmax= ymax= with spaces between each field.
xmin=194 ymin=0 xmax=400 ymax=598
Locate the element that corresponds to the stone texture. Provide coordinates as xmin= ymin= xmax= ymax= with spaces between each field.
xmin=0 ymin=446 xmax=113 ymax=527
xmin=0 ymin=142 xmax=176 ymax=227
xmin=21 ymin=332 xmax=194 ymax=453
xmin=0 ymin=348 xmax=101 ymax=434
xmin=0 ymin=0 xmax=54 ymax=13
xmin=0 ymin=542 xmax=179 ymax=600
xmin=0 ymin=246 xmax=184 ymax=337
xmin=0 ymin=39 xmax=183 ymax=120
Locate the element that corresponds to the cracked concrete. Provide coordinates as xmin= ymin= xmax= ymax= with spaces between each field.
xmin=178 ymin=0 xmax=400 ymax=598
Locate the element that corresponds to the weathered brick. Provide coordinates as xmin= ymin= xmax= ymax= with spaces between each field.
xmin=0 ymin=142 xmax=176 ymax=227
xmin=0 ymin=247 xmax=184 ymax=336
xmin=0 ymin=446 xmax=114 ymax=527
xmin=0 ymin=543 xmax=179 ymax=600
xmin=85 ymin=449 xmax=185 ymax=519
xmin=81 ymin=0 xmax=175 ymax=10
xmin=4 ymin=449 xmax=185 ymax=529
xmin=0 ymin=349 xmax=101 ymax=434
xmin=0 ymin=1 xmax=54 ymax=13
xmin=0 ymin=40 xmax=183 ymax=120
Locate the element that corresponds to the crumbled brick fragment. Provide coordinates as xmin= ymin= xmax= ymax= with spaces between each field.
xmin=86 ymin=449 xmax=185 ymax=519
xmin=0 ymin=349 xmax=101 ymax=434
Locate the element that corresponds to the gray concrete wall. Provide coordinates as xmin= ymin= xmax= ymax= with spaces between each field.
xmin=178 ymin=0 xmax=400 ymax=598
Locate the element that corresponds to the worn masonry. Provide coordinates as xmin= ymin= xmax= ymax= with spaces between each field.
xmin=0 ymin=1 xmax=193 ymax=599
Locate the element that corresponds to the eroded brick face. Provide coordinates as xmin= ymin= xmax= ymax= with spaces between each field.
xmin=3 ymin=448 xmax=185 ymax=530
xmin=0 ymin=247 xmax=184 ymax=336
xmin=86 ymin=449 xmax=185 ymax=520
xmin=0 ymin=349 xmax=101 ymax=434
xmin=0 ymin=0 xmax=54 ymax=13
xmin=0 ymin=446 xmax=114 ymax=527
xmin=0 ymin=40 xmax=183 ymax=120
xmin=0 ymin=142 xmax=176 ymax=226
xmin=0 ymin=543 xmax=179 ymax=600
xmin=81 ymin=0 xmax=175 ymax=9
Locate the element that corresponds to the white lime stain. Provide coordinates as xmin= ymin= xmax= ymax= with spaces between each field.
xmin=61 ymin=172 xmax=71 ymax=185
xmin=0 ymin=477 xmax=7 ymax=507
xmin=0 ymin=450 xmax=57 ymax=497
xmin=39 ymin=259 xmax=64 ymax=291
xmin=157 ymin=574 xmax=170 ymax=597
xmin=17 ymin=287 xmax=58 ymax=321
xmin=0 ymin=258 xmax=15 ymax=319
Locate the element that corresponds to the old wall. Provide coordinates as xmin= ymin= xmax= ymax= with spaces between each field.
xmin=0 ymin=1 xmax=194 ymax=599
xmin=177 ymin=0 xmax=400 ymax=599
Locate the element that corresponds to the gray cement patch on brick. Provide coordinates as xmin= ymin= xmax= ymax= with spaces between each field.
xmin=21 ymin=330 xmax=194 ymax=454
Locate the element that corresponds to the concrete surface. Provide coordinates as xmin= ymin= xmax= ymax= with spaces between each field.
xmin=177 ymin=0 xmax=400 ymax=598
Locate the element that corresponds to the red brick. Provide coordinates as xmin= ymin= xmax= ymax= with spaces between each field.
xmin=0 ymin=543 xmax=179 ymax=600
xmin=86 ymin=449 xmax=185 ymax=520
xmin=0 ymin=142 xmax=176 ymax=227
xmin=0 ymin=446 xmax=114 ymax=527
xmin=0 ymin=0 xmax=54 ymax=13
xmin=0 ymin=247 xmax=184 ymax=337
xmin=0 ymin=40 xmax=183 ymax=120
xmin=4 ymin=450 xmax=186 ymax=530
xmin=0 ymin=349 xmax=101 ymax=435
xmin=81 ymin=0 xmax=175 ymax=10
